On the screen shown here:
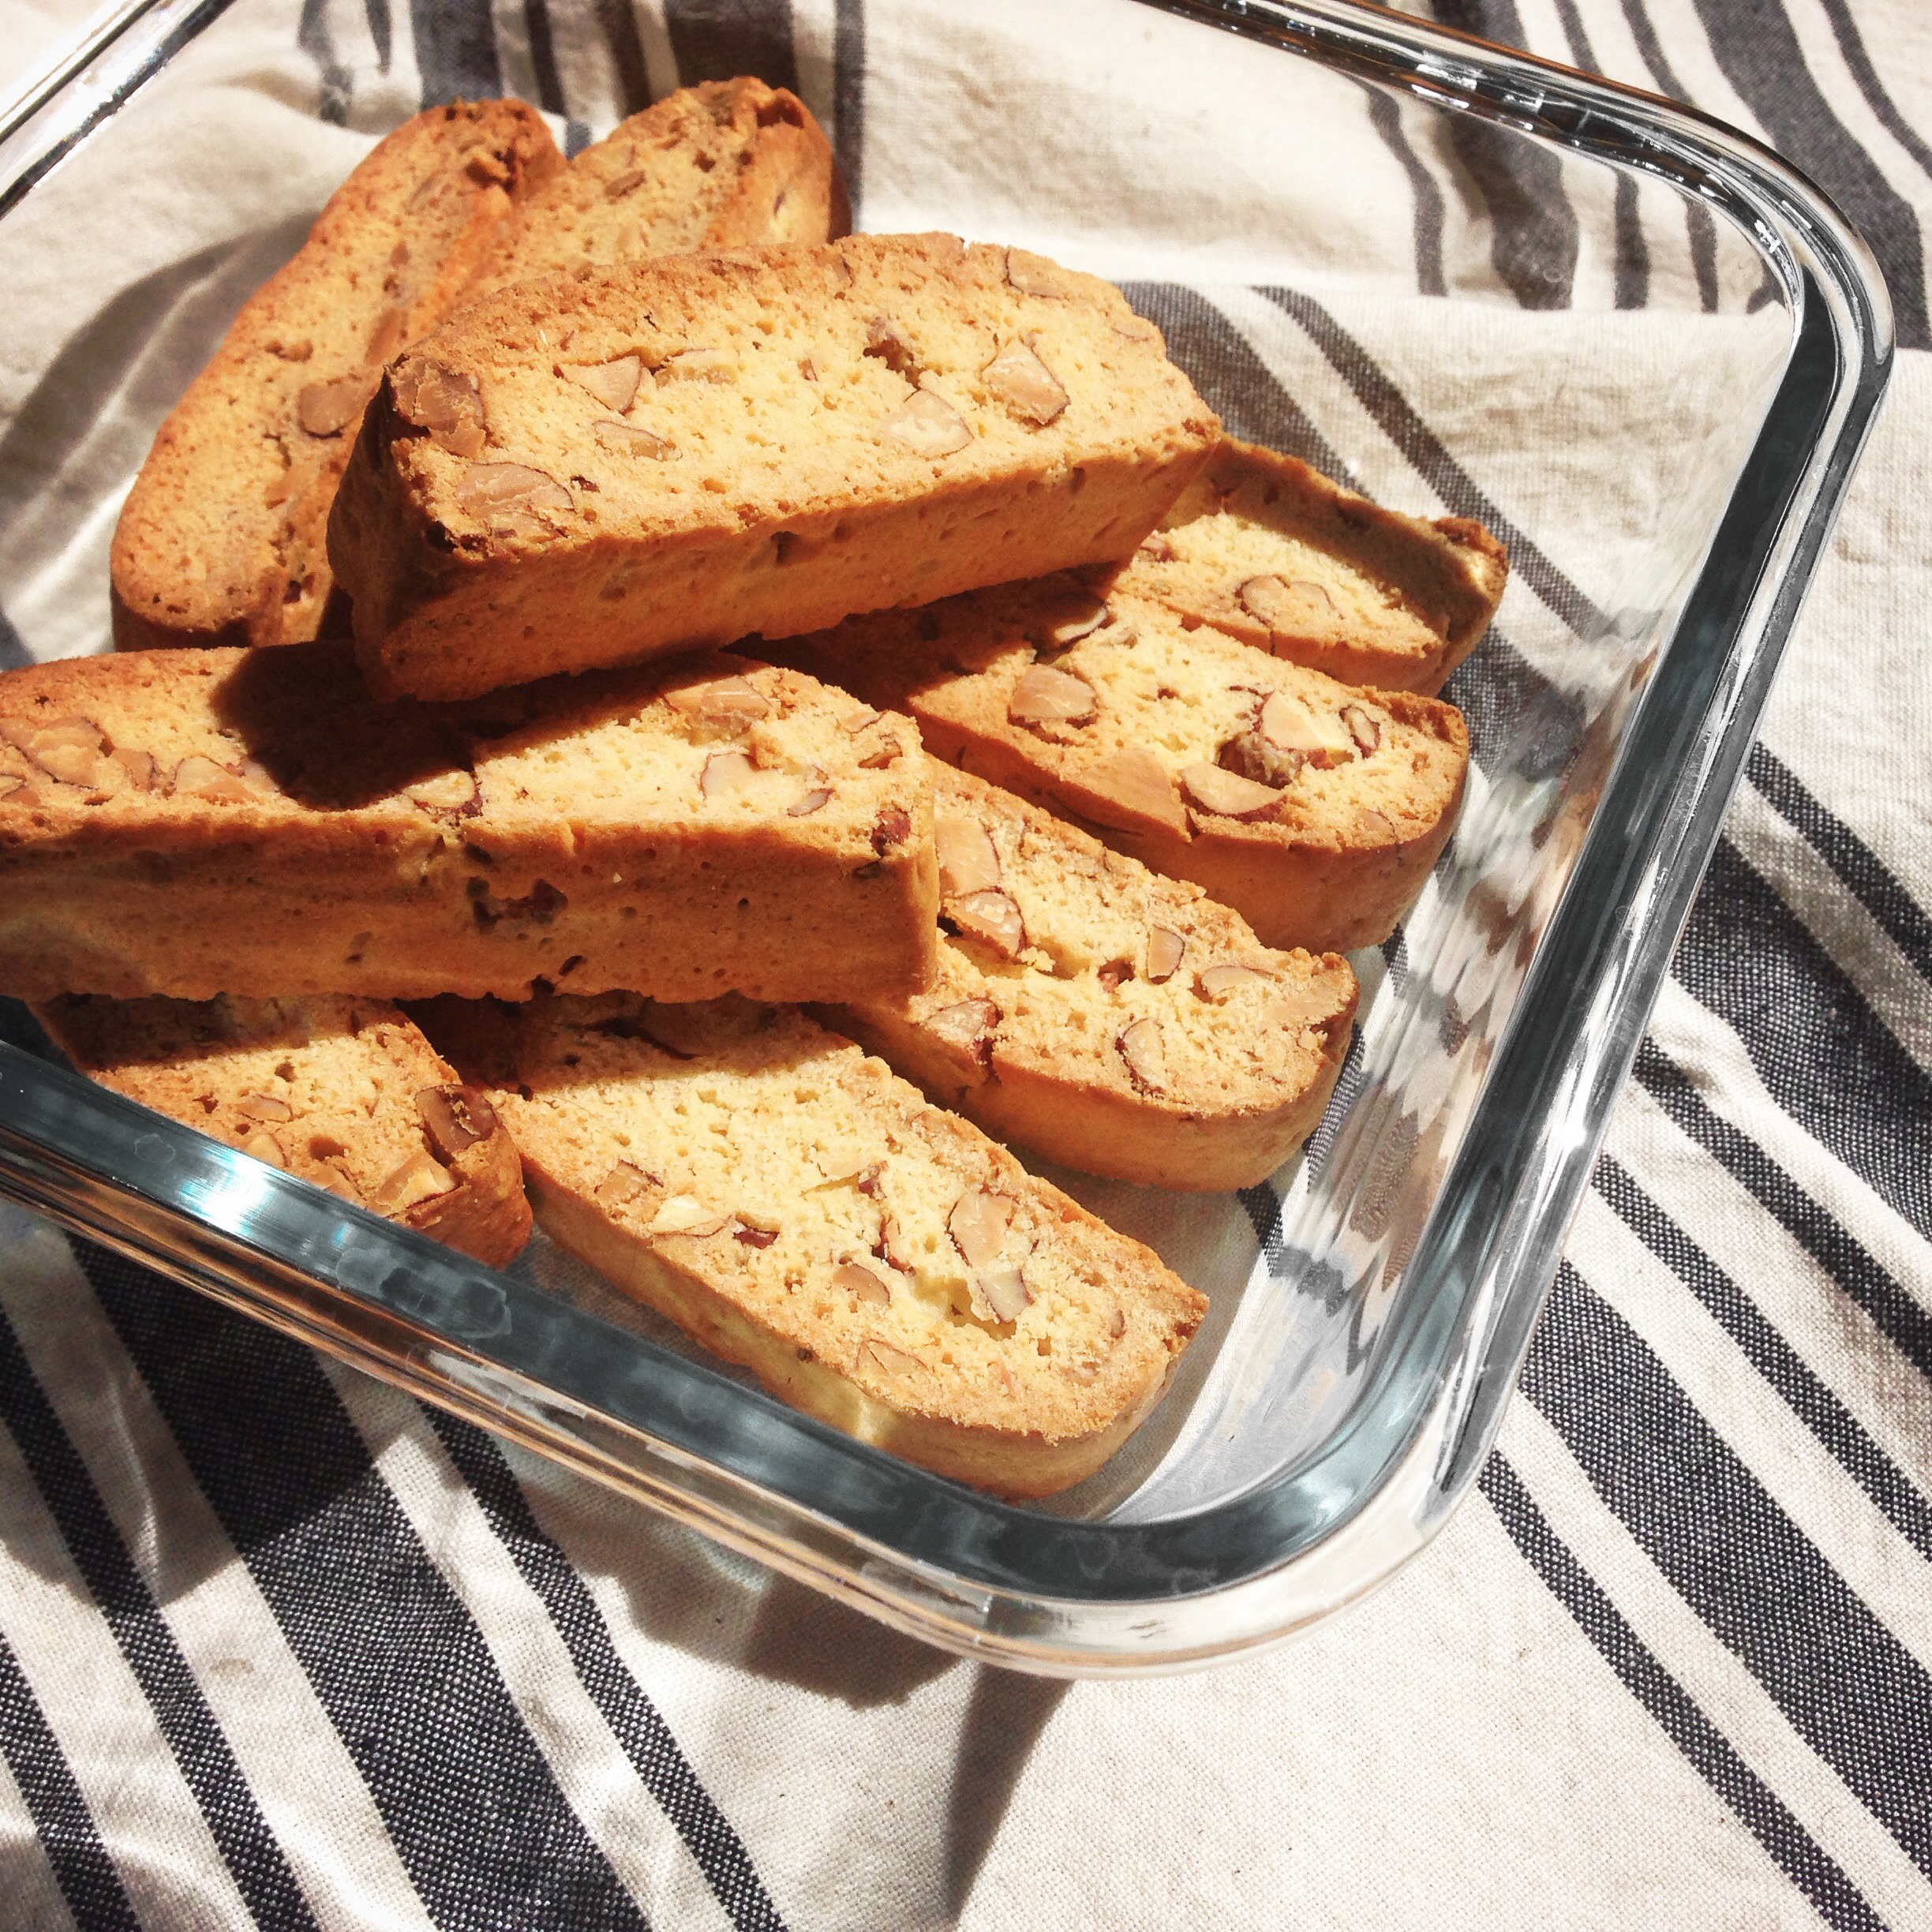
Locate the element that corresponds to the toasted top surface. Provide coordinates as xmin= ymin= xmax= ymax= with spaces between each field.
xmin=1118 ymin=438 xmax=1508 ymax=683
xmin=0 ymin=646 xmax=923 ymax=867
xmin=470 ymin=79 xmax=844 ymax=298
xmin=36 ymin=991 xmax=490 ymax=1209
xmin=364 ymin=233 xmax=1217 ymax=552
xmin=428 ymin=992 xmax=1205 ymax=1442
xmin=779 ymin=579 xmax=1470 ymax=855
xmin=111 ymin=99 xmax=561 ymax=646
xmin=856 ymin=766 xmax=1357 ymax=1115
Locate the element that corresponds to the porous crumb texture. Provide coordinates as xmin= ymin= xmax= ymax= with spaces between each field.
xmin=416 ymin=992 xmax=1207 ymax=1496
xmin=828 ymin=766 xmax=1358 ymax=1190
xmin=468 ymin=78 xmax=847 ymax=301
xmin=328 ymin=232 xmax=1221 ymax=701
xmin=0 ymin=646 xmax=936 ymax=1004
xmin=110 ymin=100 xmax=563 ymax=652
xmin=1118 ymin=438 xmax=1508 ymax=695
xmin=33 ymin=993 xmax=530 ymax=1265
xmin=773 ymin=578 xmax=1470 ymax=953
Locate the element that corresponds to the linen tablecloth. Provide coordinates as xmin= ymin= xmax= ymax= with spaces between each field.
xmin=0 ymin=0 xmax=1927 ymax=1924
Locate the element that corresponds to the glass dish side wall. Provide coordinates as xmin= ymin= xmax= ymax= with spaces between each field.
xmin=0 ymin=0 xmax=1891 ymax=1669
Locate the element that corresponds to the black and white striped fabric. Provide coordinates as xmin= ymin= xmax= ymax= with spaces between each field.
xmin=0 ymin=0 xmax=1928 ymax=1923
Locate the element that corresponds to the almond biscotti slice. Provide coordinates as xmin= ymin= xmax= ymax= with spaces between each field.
xmin=827 ymin=766 xmax=1358 ymax=1191
xmin=1118 ymin=439 xmax=1507 ymax=695
xmin=328 ymin=234 xmax=1220 ymax=702
xmin=773 ymin=581 xmax=1469 ymax=954
xmin=112 ymin=101 xmax=564 ymax=653
xmin=416 ymin=992 xmax=1207 ymax=1497
xmin=0 ymin=647 xmax=935 ymax=1005
xmin=34 ymin=993 xmax=530 ymax=1266
xmin=466 ymin=77 xmax=847 ymax=302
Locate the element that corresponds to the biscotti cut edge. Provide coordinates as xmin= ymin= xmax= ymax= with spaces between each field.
xmin=0 ymin=646 xmax=938 ymax=1005
xmin=771 ymin=578 xmax=1470 ymax=954
xmin=111 ymin=100 xmax=563 ymax=653
xmin=33 ymin=992 xmax=532 ymax=1267
xmin=417 ymin=993 xmax=1208 ymax=1498
xmin=1118 ymin=437 xmax=1509 ymax=695
xmin=825 ymin=765 xmax=1359 ymax=1191
xmin=328 ymin=234 xmax=1221 ymax=702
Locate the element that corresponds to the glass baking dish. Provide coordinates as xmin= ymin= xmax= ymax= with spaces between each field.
xmin=0 ymin=0 xmax=1891 ymax=1672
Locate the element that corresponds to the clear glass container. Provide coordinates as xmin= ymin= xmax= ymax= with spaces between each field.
xmin=0 ymin=0 xmax=1892 ymax=1672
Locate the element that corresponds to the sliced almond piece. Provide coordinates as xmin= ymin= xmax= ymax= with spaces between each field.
xmin=594 ymin=1161 xmax=660 ymax=1212
xmin=456 ymin=462 xmax=571 ymax=522
xmin=1197 ymin=964 xmax=1272 ymax=1000
xmin=170 ymin=754 xmax=277 ymax=803
xmin=1046 ymin=599 xmax=1110 ymax=646
xmin=1116 ymin=1017 xmax=1166 ymax=1093
xmin=841 ymin=706 xmax=882 ymax=735
xmin=404 ymin=769 xmax=481 ymax=815
xmin=734 ymin=1225 xmax=779 ymax=1250
xmin=650 ymin=1195 xmax=731 ymax=1238
xmin=857 ymin=733 xmax=903 ymax=770
xmin=983 ymin=339 xmax=1068 ymax=425
xmin=927 ymin=998 xmax=1000 ymax=1068
xmin=372 ymin=1148 xmax=457 ymax=1213
xmin=593 ymin=419 xmax=676 ymax=459
xmin=416 ymin=1083 xmax=497 ymax=1159
xmin=1259 ymin=689 xmax=1355 ymax=766
xmin=2 ymin=717 xmax=107 ymax=788
xmin=875 ymin=1215 xmax=917 ymax=1272
xmin=969 ymin=1264 xmax=1032 ymax=1324
xmin=297 ymin=376 xmax=369 ymax=437
xmin=112 ymin=747 xmax=155 ymax=792
xmin=1080 ymin=747 xmax=1187 ymax=837
xmin=0 ymin=774 xmax=28 ymax=802
xmin=240 ymin=1129 xmax=286 ymax=1169
xmin=391 ymin=358 xmax=485 ymax=458
xmin=1180 ymin=762 xmax=1283 ymax=822
xmin=835 ymin=1260 xmax=893 ymax=1306
xmin=700 ymin=750 xmax=758 ymax=799
xmin=657 ymin=346 xmax=733 ymax=383
xmin=857 ymin=1337 xmax=927 ymax=1378
xmin=1147 ymin=927 xmax=1186 ymax=983
xmin=1239 ymin=575 xmax=1339 ymax=635
xmin=1007 ymin=665 xmax=1095 ymax=724
xmin=238 ymin=1091 xmax=293 ymax=1122
xmin=882 ymin=388 xmax=972 ymax=458
xmin=949 ymin=1185 xmax=1015 ymax=1271
xmin=935 ymin=815 xmax=1002 ymax=897
xmin=665 ymin=675 xmax=770 ymax=733
xmin=788 ymin=784 xmax=832 ymax=816
xmin=567 ymin=355 xmax=643 ymax=412
xmin=1342 ymin=703 xmax=1383 ymax=755
xmin=948 ymin=889 xmax=1026 ymax=960
xmin=1005 ymin=247 xmax=1074 ymax=298
xmin=863 ymin=316 xmax=920 ymax=377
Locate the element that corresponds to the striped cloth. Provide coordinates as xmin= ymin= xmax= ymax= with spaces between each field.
xmin=0 ymin=0 xmax=1928 ymax=1925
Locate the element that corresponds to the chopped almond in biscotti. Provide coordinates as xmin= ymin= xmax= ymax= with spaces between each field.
xmin=328 ymin=232 xmax=1220 ymax=702
xmin=1117 ymin=437 xmax=1508 ymax=695
xmin=414 ymin=991 xmax=1207 ymax=1499
xmin=827 ymin=766 xmax=1357 ymax=1191
xmin=0 ymin=645 xmax=936 ymax=1006
xmin=772 ymin=579 xmax=1468 ymax=954
xmin=35 ymin=993 xmax=530 ymax=1267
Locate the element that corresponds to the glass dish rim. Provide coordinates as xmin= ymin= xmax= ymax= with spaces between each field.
xmin=0 ymin=0 xmax=1895 ymax=1674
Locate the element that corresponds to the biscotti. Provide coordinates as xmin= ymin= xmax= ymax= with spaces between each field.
xmin=1118 ymin=439 xmax=1508 ymax=695
xmin=773 ymin=580 xmax=1469 ymax=953
xmin=0 ymin=647 xmax=936 ymax=1005
xmin=34 ymin=993 xmax=530 ymax=1266
xmin=111 ymin=101 xmax=563 ymax=653
xmin=328 ymin=234 xmax=1221 ymax=702
xmin=828 ymin=766 xmax=1358 ymax=1190
xmin=466 ymin=78 xmax=847 ymax=301
xmin=416 ymin=992 xmax=1207 ymax=1496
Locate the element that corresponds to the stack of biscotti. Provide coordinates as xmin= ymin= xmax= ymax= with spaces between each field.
xmin=110 ymin=79 xmax=844 ymax=654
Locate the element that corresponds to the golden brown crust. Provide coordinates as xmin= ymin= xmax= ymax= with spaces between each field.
xmin=417 ymin=993 xmax=1207 ymax=1497
xmin=1117 ymin=438 xmax=1508 ymax=695
xmin=111 ymin=102 xmax=564 ymax=653
xmin=0 ymin=646 xmax=937 ymax=1005
xmin=468 ymin=78 xmax=847 ymax=301
xmin=34 ymin=992 xmax=531 ymax=1266
xmin=328 ymin=234 xmax=1221 ymax=702
xmin=771 ymin=578 xmax=1470 ymax=954
xmin=825 ymin=766 xmax=1358 ymax=1190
